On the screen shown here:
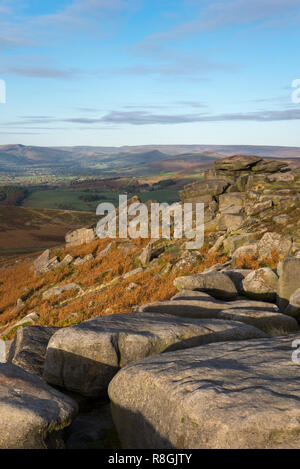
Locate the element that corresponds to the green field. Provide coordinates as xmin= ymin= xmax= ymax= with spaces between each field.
xmin=23 ymin=187 xmax=180 ymax=212
xmin=23 ymin=189 xmax=118 ymax=212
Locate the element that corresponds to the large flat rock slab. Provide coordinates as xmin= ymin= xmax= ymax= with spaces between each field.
xmin=0 ymin=363 xmax=78 ymax=449
xmin=108 ymin=335 xmax=300 ymax=449
xmin=218 ymin=308 xmax=298 ymax=335
xmin=43 ymin=313 xmax=266 ymax=397
xmin=139 ymin=298 xmax=278 ymax=317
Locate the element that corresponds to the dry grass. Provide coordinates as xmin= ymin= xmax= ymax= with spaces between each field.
xmin=233 ymin=248 xmax=282 ymax=270
xmin=0 ymin=237 xmax=229 ymax=335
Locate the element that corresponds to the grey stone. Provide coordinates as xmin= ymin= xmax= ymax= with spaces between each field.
xmin=59 ymin=254 xmax=74 ymax=267
xmin=223 ymin=232 xmax=261 ymax=256
xmin=214 ymin=154 xmax=262 ymax=171
xmin=223 ymin=269 xmax=252 ymax=293
xmin=8 ymin=325 xmax=60 ymax=378
xmin=218 ymin=213 xmax=245 ymax=231
xmin=121 ymin=268 xmax=143 ymax=280
xmin=285 ymin=288 xmax=300 ymax=318
xmin=218 ymin=193 xmax=244 ymax=211
xmin=139 ymin=297 xmax=279 ymax=318
xmin=43 ymin=312 xmax=265 ymax=397
xmin=246 ymin=200 xmax=272 ymax=216
xmin=252 ymin=159 xmax=289 ymax=173
xmin=218 ymin=308 xmax=298 ymax=334
xmin=73 ymin=254 xmax=94 ymax=266
xmin=65 ymin=227 xmax=96 ymax=247
xmin=30 ymin=249 xmax=59 ymax=274
xmin=42 ymin=283 xmax=83 ymax=300
xmin=232 ymin=244 xmax=258 ymax=264
xmin=97 ymin=242 xmax=114 ymax=259
xmin=0 ymin=363 xmax=78 ymax=449
xmin=108 ymin=335 xmax=300 ymax=449
xmin=242 ymin=268 xmax=279 ymax=302
xmin=277 ymin=257 xmax=300 ymax=313
xmin=30 ymin=249 xmax=50 ymax=273
xmin=258 ymin=232 xmax=292 ymax=260
xmin=174 ymin=272 xmax=238 ymax=300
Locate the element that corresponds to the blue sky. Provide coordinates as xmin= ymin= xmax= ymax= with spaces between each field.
xmin=0 ymin=0 xmax=300 ymax=147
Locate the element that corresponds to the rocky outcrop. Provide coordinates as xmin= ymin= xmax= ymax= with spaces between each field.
xmin=214 ymin=154 xmax=262 ymax=171
xmin=0 ymin=363 xmax=78 ymax=449
xmin=108 ymin=335 xmax=300 ymax=449
xmin=43 ymin=312 xmax=265 ymax=397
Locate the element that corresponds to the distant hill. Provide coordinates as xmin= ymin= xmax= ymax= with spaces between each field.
xmin=1 ymin=144 xmax=300 ymax=177
xmin=0 ymin=206 xmax=98 ymax=260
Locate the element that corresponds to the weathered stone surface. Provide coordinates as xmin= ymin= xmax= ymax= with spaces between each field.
xmin=258 ymin=232 xmax=292 ymax=260
xmin=97 ymin=241 xmax=114 ymax=259
xmin=218 ymin=193 xmax=244 ymax=211
xmin=43 ymin=313 xmax=265 ymax=397
xmin=218 ymin=213 xmax=245 ymax=231
xmin=277 ymin=257 xmax=300 ymax=313
xmin=218 ymin=308 xmax=298 ymax=334
xmin=223 ymin=232 xmax=261 ymax=256
xmin=274 ymin=215 xmax=290 ymax=225
xmin=108 ymin=335 xmax=300 ymax=449
xmin=174 ymin=272 xmax=238 ymax=300
xmin=138 ymin=299 xmax=232 ymax=317
xmin=30 ymin=249 xmax=59 ymax=274
xmin=8 ymin=325 xmax=59 ymax=377
xmin=59 ymin=254 xmax=74 ymax=268
xmin=246 ymin=200 xmax=272 ymax=216
xmin=223 ymin=269 xmax=252 ymax=293
xmin=139 ymin=297 xmax=279 ymax=318
xmin=242 ymin=268 xmax=279 ymax=302
xmin=208 ymin=235 xmax=225 ymax=254
xmin=180 ymin=179 xmax=230 ymax=202
xmin=73 ymin=254 xmax=94 ymax=266
xmin=285 ymin=288 xmax=300 ymax=318
xmin=252 ymin=159 xmax=289 ymax=173
xmin=215 ymin=154 xmax=262 ymax=171
xmin=232 ymin=244 xmax=258 ymax=264
xmin=42 ymin=283 xmax=83 ymax=300
xmin=267 ymin=172 xmax=295 ymax=182
xmin=171 ymin=290 xmax=216 ymax=301
xmin=138 ymin=242 xmax=164 ymax=265
xmin=65 ymin=227 xmax=96 ymax=247
xmin=122 ymin=267 xmax=143 ymax=279
xmin=0 ymin=363 xmax=78 ymax=449
xmin=30 ymin=249 xmax=50 ymax=273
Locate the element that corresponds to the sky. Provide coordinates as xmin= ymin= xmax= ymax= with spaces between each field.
xmin=0 ymin=0 xmax=300 ymax=147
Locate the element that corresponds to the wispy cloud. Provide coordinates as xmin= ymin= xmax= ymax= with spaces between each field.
xmin=96 ymin=108 xmax=300 ymax=125
xmin=0 ymin=0 xmax=136 ymax=51
xmin=141 ymin=0 xmax=300 ymax=44
xmin=6 ymin=107 xmax=300 ymax=128
xmin=0 ymin=66 xmax=82 ymax=79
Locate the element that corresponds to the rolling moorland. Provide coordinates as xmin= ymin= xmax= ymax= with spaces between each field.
xmin=1 ymin=152 xmax=300 ymax=448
